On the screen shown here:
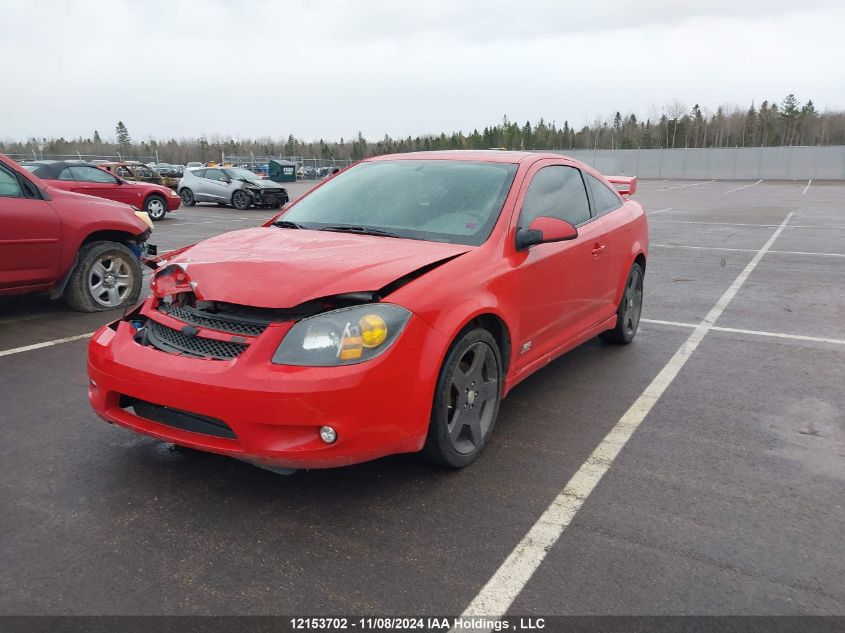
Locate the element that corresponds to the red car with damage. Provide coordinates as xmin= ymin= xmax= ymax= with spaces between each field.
xmin=23 ymin=161 xmax=181 ymax=221
xmin=87 ymin=151 xmax=647 ymax=472
xmin=0 ymin=154 xmax=153 ymax=311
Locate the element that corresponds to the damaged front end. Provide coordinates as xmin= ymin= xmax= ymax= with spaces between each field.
xmin=242 ymin=183 xmax=289 ymax=208
xmin=119 ymin=264 xmax=388 ymax=362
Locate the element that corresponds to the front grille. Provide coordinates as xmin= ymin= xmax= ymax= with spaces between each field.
xmin=146 ymin=319 xmax=248 ymax=360
xmin=120 ymin=395 xmax=237 ymax=439
xmin=158 ymin=303 xmax=268 ymax=337
xmin=260 ymin=192 xmax=280 ymax=204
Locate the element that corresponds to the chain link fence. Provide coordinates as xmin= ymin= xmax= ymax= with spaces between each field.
xmin=221 ymin=154 xmax=354 ymax=170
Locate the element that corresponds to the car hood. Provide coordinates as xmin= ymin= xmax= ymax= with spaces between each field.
xmin=163 ymin=227 xmax=471 ymax=308
xmin=239 ymin=178 xmax=281 ymax=189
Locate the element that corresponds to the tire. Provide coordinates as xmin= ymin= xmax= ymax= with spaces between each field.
xmin=423 ymin=328 xmax=502 ymax=468
xmin=180 ymin=188 xmax=196 ymax=207
xmin=600 ymin=262 xmax=644 ymax=344
xmin=232 ymin=189 xmax=251 ymax=210
xmin=64 ymin=241 xmax=142 ymax=312
xmin=144 ymin=194 xmax=167 ymax=221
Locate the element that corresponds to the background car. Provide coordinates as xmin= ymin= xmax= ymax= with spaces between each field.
xmin=185 ymin=161 xmax=203 ymax=170
xmin=23 ymin=161 xmax=181 ymax=221
xmin=99 ymin=161 xmax=163 ymax=185
xmin=178 ymin=166 xmax=288 ymax=210
xmin=0 ymin=154 xmax=151 ymax=311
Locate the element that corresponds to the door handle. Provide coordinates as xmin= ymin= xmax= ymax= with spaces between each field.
xmin=591 ymin=243 xmax=606 ymax=256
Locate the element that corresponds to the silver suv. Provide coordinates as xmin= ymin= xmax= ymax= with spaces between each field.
xmin=178 ymin=167 xmax=289 ymax=210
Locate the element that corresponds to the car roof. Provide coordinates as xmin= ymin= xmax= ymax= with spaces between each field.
xmin=26 ymin=160 xmax=103 ymax=179
xmin=365 ymin=150 xmax=574 ymax=165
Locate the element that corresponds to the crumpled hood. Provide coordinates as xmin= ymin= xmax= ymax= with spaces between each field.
xmin=241 ymin=179 xmax=282 ymax=189
xmin=163 ymin=227 xmax=471 ymax=308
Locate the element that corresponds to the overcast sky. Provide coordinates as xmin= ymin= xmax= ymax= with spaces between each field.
xmin=2 ymin=0 xmax=843 ymax=143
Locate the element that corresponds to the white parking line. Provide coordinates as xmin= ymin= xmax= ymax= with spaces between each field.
xmin=658 ymin=179 xmax=715 ymax=191
xmin=457 ymin=211 xmax=794 ymax=627
xmin=0 ymin=332 xmax=93 ymax=358
xmin=167 ymin=218 xmax=257 ymax=226
xmin=803 ymin=179 xmax=812 ymax=195
xmin=725 ymin=179 xmax=762 ymax=194
xmin=652 ymin=243 xmax=845 ymax=258
xmin=646 ymin=207 xmax=673 ymax=216
xmin=641 ymin=319 xmax=845 ymax=346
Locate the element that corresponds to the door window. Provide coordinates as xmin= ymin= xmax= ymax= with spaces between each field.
xmin=0 ymin=164 xmax=23 ymax=197
xmin=520 ymin=166 xmax=591 ymax=228
xmin=586 ymin=173 xmax=622 ymax=215
xmin=68 ymin=166 xmax=119 ymax=184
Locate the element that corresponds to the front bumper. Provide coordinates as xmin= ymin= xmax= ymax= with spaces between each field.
xmin=87 ymin=309 xmax=447 ymax=469
xmin=166 ymin=193 xmax=181 ymax=211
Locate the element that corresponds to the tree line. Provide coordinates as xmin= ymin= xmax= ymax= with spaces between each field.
xmin=3 ymin=95 xmax=843 ymax=164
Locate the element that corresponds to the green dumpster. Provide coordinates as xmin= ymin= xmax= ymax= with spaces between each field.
xmin=268 ymin=159 xmax=297 ymax=183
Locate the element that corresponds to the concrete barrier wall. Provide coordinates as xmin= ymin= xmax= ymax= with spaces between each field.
xmin=545 ymin=146 xmax=845 ymax=180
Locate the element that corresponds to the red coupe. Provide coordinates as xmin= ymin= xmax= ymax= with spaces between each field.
xmin=23 ymin=161 xmax=181 ymax=221
xmin=88 ymin=151 xmax=647 ymax=472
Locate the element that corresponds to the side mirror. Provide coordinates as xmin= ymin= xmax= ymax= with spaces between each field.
xmin=222 ymin=176 xmax=231 ymax=184
xmin=515 ymin=216 xmax=578 ymax=250
xmin=115 ymin=178 xmax=124 ymax=185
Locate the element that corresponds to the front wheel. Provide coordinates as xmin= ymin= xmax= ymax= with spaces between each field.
xmin=600 ymin=262 xmax=644 ymax=344
xmin=144 ymin=195 xmax=167 ymax=221
xmin=232 ymin=190 xmax=251 ymax=210
xmin=64 ymin=241 xmax=142 ymax=312
xmin=423 ymin=328 xmax=502 ymax=468
xmin=180 ymin=188 xmax=196 ymax=207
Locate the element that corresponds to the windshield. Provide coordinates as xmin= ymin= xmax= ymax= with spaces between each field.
xmin=225 ymin=168 xmax=259 ymax=181
xmin=281 ymin=160 xmax=518 ymax=246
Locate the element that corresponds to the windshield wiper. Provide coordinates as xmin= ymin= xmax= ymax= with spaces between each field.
xmin=319 ymin=225 xmax=401 ymax=238
xmin=272 ymin=219 xmax=304 ymax=229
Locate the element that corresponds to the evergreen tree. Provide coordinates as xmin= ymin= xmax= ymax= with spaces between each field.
xmin=115 ymin=121 xmax=131 ymax=148
xmin=93 ymin=130 xmax=102 ymax=144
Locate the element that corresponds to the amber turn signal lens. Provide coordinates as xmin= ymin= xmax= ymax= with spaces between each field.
xmin=359 ymin=314 xmax=388 ymax=348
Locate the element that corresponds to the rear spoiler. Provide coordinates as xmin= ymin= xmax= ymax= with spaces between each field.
xmin=607 ymin=176 xmax=637 ymax=196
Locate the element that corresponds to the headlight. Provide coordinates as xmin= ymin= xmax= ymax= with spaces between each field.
xmin=272 ymin=304 xmax=412 ymax=366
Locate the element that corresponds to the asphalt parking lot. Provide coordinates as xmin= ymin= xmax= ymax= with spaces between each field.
xmin=1 ymin=177 xmax=843 ymax=616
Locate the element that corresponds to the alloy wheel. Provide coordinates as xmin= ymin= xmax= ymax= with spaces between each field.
xmin=88 ymin=255 xmax=133 ymax=308
xmin=622 ymin=268 xmax=643 ymax=337
xmin=446 ymin=341 xmax=499 ymax=455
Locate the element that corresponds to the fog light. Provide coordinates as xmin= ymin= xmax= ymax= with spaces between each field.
xmin=319 ymin=426 xmax=337 ymax=444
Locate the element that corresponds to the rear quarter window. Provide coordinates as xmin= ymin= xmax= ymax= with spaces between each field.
xmin=586 ymin=174 xmax=623 ymax=215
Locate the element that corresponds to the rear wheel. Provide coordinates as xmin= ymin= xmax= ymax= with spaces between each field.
xmin=180 ymin=188 xmax=196 ymax=207
xmin=232 ymin=190 xmax=251 ymax=210
xmin=144 ymin=194 xmax=167 ymax=221
xmin=423 ymin=328 xmax=502 ymax=468
xmin=64 ymin=241 xmax=142 ymax=312
xmin=600 ymin=262 xmax=644 ymax=344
